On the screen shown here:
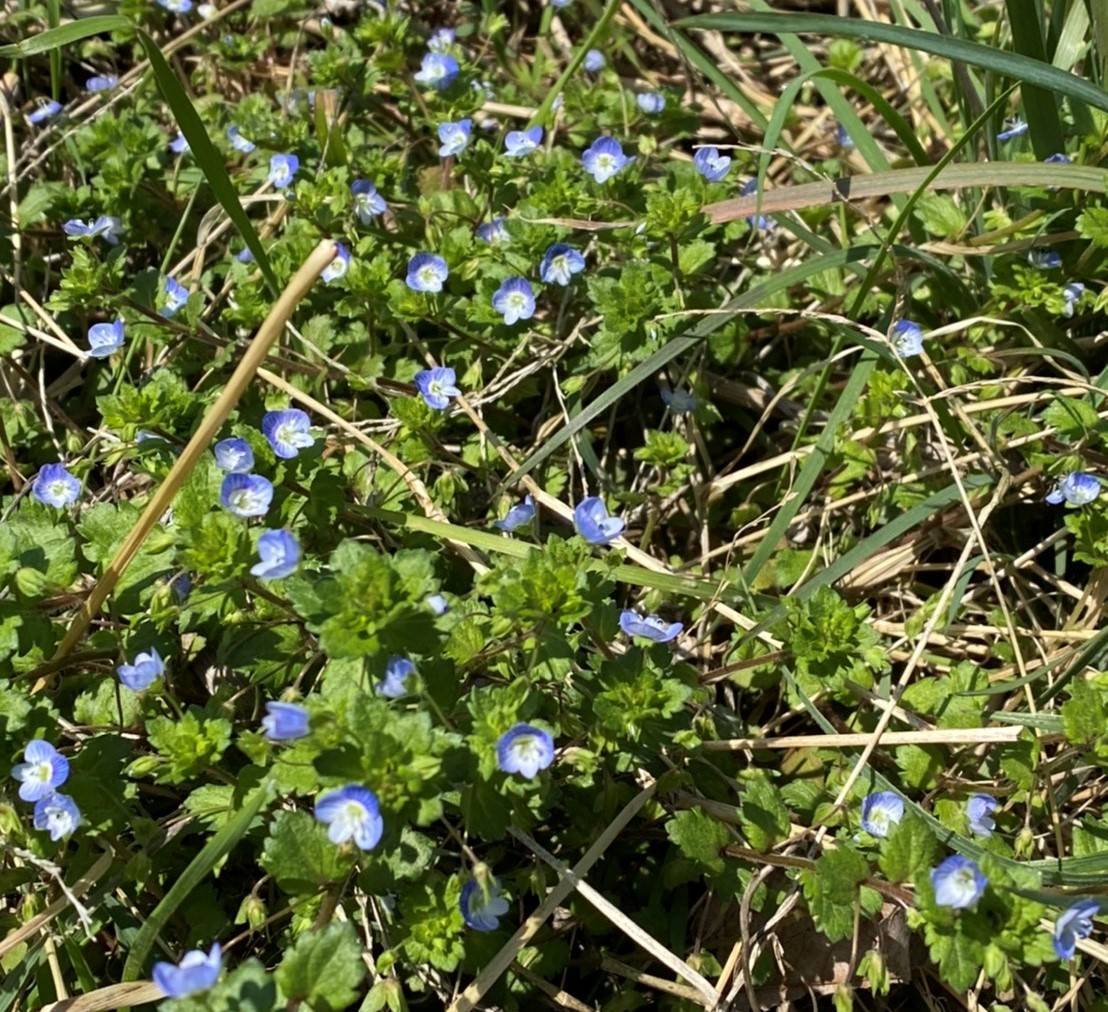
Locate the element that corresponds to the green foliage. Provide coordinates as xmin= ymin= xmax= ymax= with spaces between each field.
xmin=146 ymin=710 xmax=233 ymax=782
xmin=275 ymin=922 xmax=366 ymax=1011
xmin=801 ymin=845 xmax=874 ymax=943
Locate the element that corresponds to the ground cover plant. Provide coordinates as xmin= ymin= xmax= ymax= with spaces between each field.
xmin=1 ymin=0 xmax=1108 ymax=1008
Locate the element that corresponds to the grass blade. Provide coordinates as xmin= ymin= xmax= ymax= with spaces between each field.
xmin=0 ymin=16 xmax=131 ymax=57
xmin=1004 ymin=0 xmax=1065 ymax=157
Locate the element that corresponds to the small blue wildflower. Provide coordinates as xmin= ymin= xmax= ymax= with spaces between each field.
xmin=549 ymin=0 xmax=572 ymax=7
xmin=251 ymin=529 xmax=301 ymax=580
xmin=460 ymin=877 xmax=510 ymax=931
xmin=619 ymin=610 xmax=683 ymax=643
xmin=966 ymin=794 xmax=998 ymax=837
xmin=414 ymin=52 xmax=459 ymax=90
xmin=573 ymin=496 xmax=625 ymax=545
xmin=63 ymin=215 xmax=121 ymax=244
xmin=31 ymin=463 xmax=81 ymax=508
xmin=27 ymin=99 xmax=62 ymax=124
xmin=153 ymin=944 xmax=221 ymax=1000
xmin=267 ymin=152 xmax=299 ymax=189
xmin=321 ymin=243 xmax=350 ymax=283
xmin=428 ymin=27 xmax=455 ymax=52
xmin=1046 ymin=471 xmax=1100 ymax=506
xmin=169 ymin=571 xmax=192 ymax=602
xmin=539 ymin=243 xmax=585 ymax=286
xmin=162 ymin=277 xmax=189 ymax=318
xmin=836 ymin=123 xmax=855 ymax=150
xmin=235 ymin=247 xmax=254 ymax=263
xmin=33 ymin=792 xmax=81 ymax=841
xmin=492 ymin=277 xmax=536 ymax=325
xmin=427 ymin=594 xmax=449 ymax=615
xmin=261 ymin=701 xmax=309 ymax=741
xmin=476 ymin=217 xmax=510 ymax=245
xmin=85 ymin=74 xmax=118 ymax=93
xmin=931 ymin=854 xmax=987 ymax=909
xmin=694 ymin=146 xmax=731 ymax=182
xmin=11 ymin=740 xmax=69 ymax=803
xmin=581 ymin=136 xmax=632 ymax=183
xmin=861 ymin=791 xmax=904 ymax=838
xmin=740 ymin=178 xmax=774 ymax=231
xmin=351 ymin=179 xmax=387 ymax=224
xmin=1062 ymin=281 xmax=1085 ymax=318
xmin=213 ymin=437 xmax=254 ymax=474
xmin=437 ymin=118 xmax=472 ymax=158
xmin=226 ymin=125 xmax=256 ymax=153
xmin=378 ymin=656 xmax=415 ymax=698
xmin=997 ymin=117 xmax=1028 ymax=142
xmin=1029 ymin=249 xmax=1062 ymax=269
xmin=636 ymin=92 xmax=665 ymax=115
xmin=497 ymin=724 xmax=555 ymax=779
xmin=891 ymin=319 xmax=925 ymax=358
xmin=1054 ymin=900 xmax=1099 ymax=960
xmin=660 ymin=384 xmax=697 ymax=414
xmin=406 ymin=252 xmax=449 ymax=293
xmin=584 ymin=49 xmax=606 ymax=73
xmin=495 ymin=495 xmax=535 ymax=532
xmin=117 ymin=647 xmax=165 ymax=692
xmin=169 ymin=132 xmax=190 ymax=155
xmin=504 ymin=125 xmax=543 ymax=157
xmin=314 ymin=785 xmax=384 ymax=850
xmin=220 ymin=473 xmax=274 ymax=518
xmin=262 ymin=408 xmax=314 ymax=459
xmin=87 ymin=318 xmax=125 ymax=358
xmin=1044 ymin=152 xmax=1070 ymax=164
xmin=414 ymin=366 xmax=460 ymax=410
xmin=158 ymin=0 xmax=193 ymax=10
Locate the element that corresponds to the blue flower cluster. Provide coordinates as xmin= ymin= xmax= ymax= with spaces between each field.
xmin=10 ymin=740 xmax=80 ymax=840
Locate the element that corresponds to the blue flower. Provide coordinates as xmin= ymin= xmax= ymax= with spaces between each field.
xmin=584 ymin=49 xmax=605 ymax=73
xmin=460 ymin=876 xmax=510 ymax=931
xmin=428 ymin=27 xmax=455 ymax=52
xmin=496 ymin=724 xmax=555 ymax=778
xmin=11 ymin=740 xmax=69 ymax=803
xmin=1046 ymin=471 xmax=1100 ymax=506
xmin=220 ymin=473 xmax=274 ymax=518
xmin=573 ymin=496 xmax=625 ymax=545
xmin=31 ymin=463 xmax=81 ymax=508
xmin=415 ymin=366 xmax=460 ymax=410
xmin=1044 ymin=152 xmax=1070 ymax=164
xmin=321 ymin=243 xmax=351 ymax=283
xmin=539 ymin=243 xmax=585 ymax=286
xmin=495 ymin=495 xmax=535 ymax=532
xmin=505 ymin=125 xmax=543 ymax=157
xmin=226 ymin=125 xmax=256 ymax=153
xmin=314 ymin=785 xmax=384 ymax=850
xmin=836 ymin=123 xmax=855 ymax=150
xmin=930 ymin=854 xmax=987 ymax=909
xmin=581 ymin=136 xmax=632 ymax=183
xmin=1062 ymin=281 xmax=1085 ymax=318
xmin=861 ymin=791 xmax=904 ymax=838
xmin=85 ymin=74 xmax=118 ymax=93
xmin=28 ymin=99 xmax=62 ymax=124
xmin=117 ymin=647 xmax=165 ymax=692
xmin=153 ymin=943 xmax=221 ymax=1000
xmin=549 ymin=0 xmax=572 ymax=7
xmin=214 ymin=437 xmax=254 ymax=473
xmin=162 ymin=277 xmax=189 ymax=318
xmin=414 ymin=52 xmax=459 ymax=90
xmin=437 ymin=118 xmax=472 ymax=158
xmin=427 ymin=594 xmax=450 ymax=615
xmin=476 ymin=218 xmax=510 ymax=245
xmin=1029 ymin=249 xmax=1062 ymax=269
xmin=891 ymin=319 xmax=924 ymax=358
xmin=268 ymin=153 xmax=300 ymax=189
xmin=492 ymin=277 xmax=536 ymax=325
xmin=235 ymin=247 xmax=255 ymax=263
xmin=740 ymin=179 xmax=774 ymax=231
xmin=351 ymin=179 xmax=387 ymax=224
xmin=694 ymin=146 xmax=731 ymax=182
xmin=262 ymin=408 xmax=314 ymax=459
xmin=169 ymin=132 xmax=190 ymax=155
xmin=406 ymin=252 xmax=449 ymax=293
xmin=636 ymin=92 xmax=665 ymax=115
xmin=997 ymin=117 xmax=1028 ymax=142
xmin=87 ymin=318 xmax=125 ymax=358
xmin=966 ymin=794 xmax=998 ymax=837
xmin=251 ymin=529 xmax=301 ymax=580
xmin=1053 ymin=900 xmax=1099 ymax=960
xmin=261 ymin=701 xmax=309 ymax=741
xmin=63 ymin=215 xmax=121 ymax=244
xmin=158 ymin=0 xmax=193 ymax=11
xmin=378 ymin=655 xmax=415 ymax=698
xmin=659 ymin=384 xmax=696 ymax=413
xmin=32 ymin=792 xmax=81 ymax=841
xmin=619 ymin=609 xmax=683 ymax=643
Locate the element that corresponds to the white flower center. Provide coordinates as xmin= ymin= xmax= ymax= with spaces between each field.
xmin=48 ymin=481 xmax=69 ymax=500
xmin=418 ymin=267 xmax=438 ymax=286
xmin=595 ymin=154 xmax=614 ymax=172
xmin=30 ymin=761 xmax=53 ymax=783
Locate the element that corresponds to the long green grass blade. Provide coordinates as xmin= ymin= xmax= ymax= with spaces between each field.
xmin=122 ymin=779 xmax=272 ymax=980
xmin=0 ymin=16 xmax=130 ymax=57
xmin=677 ymin=11 xmax=1108 ymax=113
xmin=1004 ymin=0 xmax=1065 ymax=157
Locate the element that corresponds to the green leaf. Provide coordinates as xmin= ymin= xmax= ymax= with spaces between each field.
xmin=1061 ymin=679 xmax=1106 ymax=746
xmin=1043 ymin=396 xmax=1100 ymax=441
xmin=801 ymin=845 xmax=870 ymax=942
xmin=147 ymin=709 xmax=233 ymax=783
xmin=275 ymin=922 xmax=365 ymax=1011
xmin=738 ymin=772 xmax=791 ymax=851
xmin=260 ymin=810 xmax=355 ymax=894
xmin=167 ymin=959 xmax=276 ymax=1012
xmin=878 ymin=814 xmax=939 ymax=883
xmin=666 ymin=809 xmax=729 ymax=875
xmin=1076 ymin=207 xmax=1108 ymax=249
xmin=0 ymin=16 xmax=130 ymax=57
